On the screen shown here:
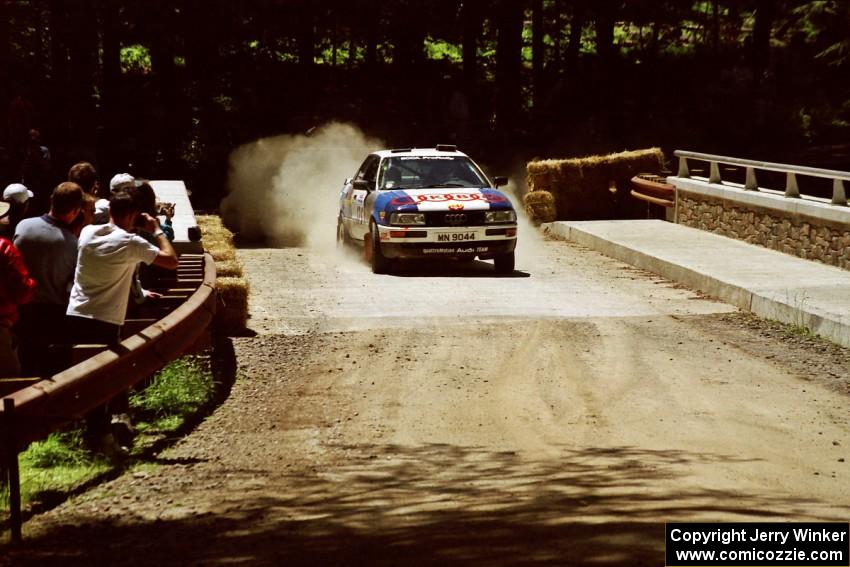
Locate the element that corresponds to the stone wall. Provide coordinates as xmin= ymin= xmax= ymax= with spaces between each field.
xmin=675 ymin=188 xmax=850 ymax=270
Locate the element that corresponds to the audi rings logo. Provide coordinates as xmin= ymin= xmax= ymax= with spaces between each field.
xmin=444 ymin=213 xmax=467 ymax=225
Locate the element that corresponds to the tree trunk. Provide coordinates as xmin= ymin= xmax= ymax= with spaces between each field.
xmin=532 ymin=0 xmax=544 ymax=115
xmin=0 ymin=1 xmax=9 ymax=128
xmin=594 ymin=0 xmax=616 ymax=72
xmin=712 ymin=0 xmax=720 ymax=56
xmin=298 ymin=1 xmax=315 ymax=71
xmin=48 ymin=0 xmax=69 ymax=144
xmin=363 ymin=2 xmax=377 ymax=71
xmin=99 ymin=0 xmax=122 ymax=174
xmin=461 ymin=0 xmax=482 ymax=87
xmin=150 ymin=1 xmax=178 ymax=174
xmin=752 ymin=0 xmax=774 ymax=85
xmin=564 ymin=0 xmax=585 ymax=75
xmin=495 ymin=0 xmax=524 ymax=134
xmin=393 ymin=2 xmax=425 ymax=69
xmin=66 ymin=0 xmax=98 ymax=138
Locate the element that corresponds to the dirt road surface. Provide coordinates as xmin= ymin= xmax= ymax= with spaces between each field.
xmin=4 ymin=229 xmax=849 ymax=566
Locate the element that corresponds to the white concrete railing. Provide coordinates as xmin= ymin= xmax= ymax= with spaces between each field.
xmin=674 ymin=150 xmax=849 ymax=206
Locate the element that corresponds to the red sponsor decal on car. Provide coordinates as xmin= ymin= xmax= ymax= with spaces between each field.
xmin=416 ymin=193 xmax=482 ymax=202
xmin=390 ymin=195 xmax=416 ymax=205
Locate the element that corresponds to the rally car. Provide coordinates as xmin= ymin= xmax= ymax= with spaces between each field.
xmin=337 ymin=145 xmax=518 ymax=274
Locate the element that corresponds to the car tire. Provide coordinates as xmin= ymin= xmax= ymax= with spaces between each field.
xmin=368 ymin=222 xmax=391 ymax=274
xmin=493 ymin=251 xmax=515 ymax=274
xmin=336 ymin=216 xmax=351 ymax=247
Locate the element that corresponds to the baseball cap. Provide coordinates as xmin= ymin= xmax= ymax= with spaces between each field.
xmin=3 ymin=183 xmax=34 ymax=203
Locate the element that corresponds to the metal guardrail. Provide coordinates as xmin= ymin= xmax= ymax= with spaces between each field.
xmin=674 ymin=150 xmax=849 ymax=206
xmin=1 ymin=253 xmax=216 ymax=541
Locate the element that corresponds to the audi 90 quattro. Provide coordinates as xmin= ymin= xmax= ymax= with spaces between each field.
xmin=337 ymin=145 xmax=518 ymax=274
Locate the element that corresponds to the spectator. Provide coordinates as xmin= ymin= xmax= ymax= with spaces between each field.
xmin=124 ymin=182 xmax=175 ymax=306
xmin=0 ymin=236 xmax=36 ymax=377
xmin=0 ymin=182 xmax=33 ymax=239
xmin=66 ymin=190 xmax=178 ymax=453
xmin=93 ymin=172 xmax=137 ymax=224
xmin=67 ymin=161 xmax=100 ymax=196
xmin=69 ymin=192 xmax=97 ymax=237
xmin=13 ymin=182 xmax=83 ymax=375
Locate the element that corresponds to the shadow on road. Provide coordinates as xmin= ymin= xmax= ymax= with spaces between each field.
xmin=3 ymin=443 xmax=838 ymax=566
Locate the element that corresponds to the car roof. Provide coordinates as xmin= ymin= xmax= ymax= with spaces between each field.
xmin=373 ymin=146 xmax=469 ymax=159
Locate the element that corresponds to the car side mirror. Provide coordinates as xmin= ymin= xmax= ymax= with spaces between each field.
xmin=353 ymin=179 xmax=371 ymax=191
xmin=493 ymin=176 xmax=508 ymax=187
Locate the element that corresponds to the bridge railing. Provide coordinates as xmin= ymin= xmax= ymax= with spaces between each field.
xmin=674 ymin=150 xmax=849 ymax=206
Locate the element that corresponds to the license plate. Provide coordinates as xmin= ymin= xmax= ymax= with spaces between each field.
xmin=437 ymin=231 xmax=476 ymax=242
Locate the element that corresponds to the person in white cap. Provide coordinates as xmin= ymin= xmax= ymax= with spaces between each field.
xmin=92 ymin=173 xmax=138 ymax=224
xmin=1 ymin=183 xmax=34 ymax=239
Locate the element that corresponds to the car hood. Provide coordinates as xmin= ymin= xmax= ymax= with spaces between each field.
xmin=375 ymin=187 xmax=514 ymax=213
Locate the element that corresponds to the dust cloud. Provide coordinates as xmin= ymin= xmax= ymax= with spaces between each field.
xmin=221 ymin=122 xmax=384 ymax=252
xmin=502 ymin=164 xmax=550 ymax=271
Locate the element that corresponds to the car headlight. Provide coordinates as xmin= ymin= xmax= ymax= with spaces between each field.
xmin=389 ymin=212 xmax=426 ymax=225
xmin=485 ymin=210 xmax=517 ymax=223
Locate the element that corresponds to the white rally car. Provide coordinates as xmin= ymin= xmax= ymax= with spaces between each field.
xmin=337 ymin=145 xmax=518 ymax=274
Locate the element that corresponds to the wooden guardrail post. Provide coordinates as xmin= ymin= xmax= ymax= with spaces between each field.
xmin=2 ymin=398 xmax=22 ymax=543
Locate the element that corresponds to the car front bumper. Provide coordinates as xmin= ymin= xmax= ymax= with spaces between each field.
xmin=376 ymin=224 xmax=517 ymax=259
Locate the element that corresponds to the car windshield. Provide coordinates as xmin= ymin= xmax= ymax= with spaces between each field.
xmin=378 ymin=156 xmax=489 ymax=190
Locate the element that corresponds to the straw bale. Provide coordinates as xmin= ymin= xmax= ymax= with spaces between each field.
xmin=523 ymin=191 xmax=557 ymax=224
xmin=526 ymin=148 xmax=665 ymax=220
xmin=215 ymin=276 xmax=249 ymax=334
xmin=215 ymin=258 xmax=244 ymax=278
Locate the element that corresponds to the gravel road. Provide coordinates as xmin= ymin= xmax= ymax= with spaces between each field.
xmin=4 ymin=228 xmax=849 ymax=566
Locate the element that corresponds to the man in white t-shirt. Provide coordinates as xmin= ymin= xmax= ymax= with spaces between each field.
xmin=67 ymin=189 xmax=178 ymax=344
xmin=67 ymin=189 xmax=178 ymax=455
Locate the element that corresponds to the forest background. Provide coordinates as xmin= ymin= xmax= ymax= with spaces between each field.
xmin=2 ymin=0 xmax=849 ymax=208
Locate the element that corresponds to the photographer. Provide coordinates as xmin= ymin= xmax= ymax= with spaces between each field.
xmin=66 ymin=190 xmax=177 ymax=454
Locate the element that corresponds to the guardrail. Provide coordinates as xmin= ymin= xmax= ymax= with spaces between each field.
xmin=1 ymin=252 xmax=216 ymax=541
xmin=674 ymin=150 xmax=849 ymax=206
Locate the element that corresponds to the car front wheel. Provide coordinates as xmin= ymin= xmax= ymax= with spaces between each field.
xmin=366 ymin=222 xmax=391 ymax=274
xmin=336 ymin=216 xmax=350 ymax=247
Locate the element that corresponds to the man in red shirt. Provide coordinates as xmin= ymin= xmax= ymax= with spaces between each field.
xmin=0 ymin=236 xmax=36 ymax=377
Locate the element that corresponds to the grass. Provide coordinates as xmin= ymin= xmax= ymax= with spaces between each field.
xmin=130 ymin=355 xmax=217 ymax=436
xmin=1 ymin=432 xmax=111 ymax=513
xmin=1 ymin=354 xmax=217 ymax=518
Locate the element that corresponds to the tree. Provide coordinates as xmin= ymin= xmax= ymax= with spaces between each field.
xmin=495 ymin=0 xmax=525 ymax=134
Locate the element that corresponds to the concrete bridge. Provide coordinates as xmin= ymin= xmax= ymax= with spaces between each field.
xmin=546 ymin=149 xmax=850 ymax=348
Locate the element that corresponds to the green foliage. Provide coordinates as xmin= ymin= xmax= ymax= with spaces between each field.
xmin=21 ymin=431 xmax=90 ymax=469
xmin=130 ymin=356 xmax=215 ymax=420
xmin=425 ymin=38 xmax=462 ymax=62
xmin=1 ymin=432 xmax=109 ymax=510
xmin=120 ymin=44 xmax=152 ymax=74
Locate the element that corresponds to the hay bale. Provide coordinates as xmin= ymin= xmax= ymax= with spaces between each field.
xmin=196 ymin=215 xmax=249 ymax=334
xmin=527 ymin=148 xmax=665 ymax=220
xmin=523 ymin=191 xmax=557 ymax=224
xmin=215 ymin=258 xmax=244 ymax=278
xmin=216 ymin=276 xmax=249 ymax=334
